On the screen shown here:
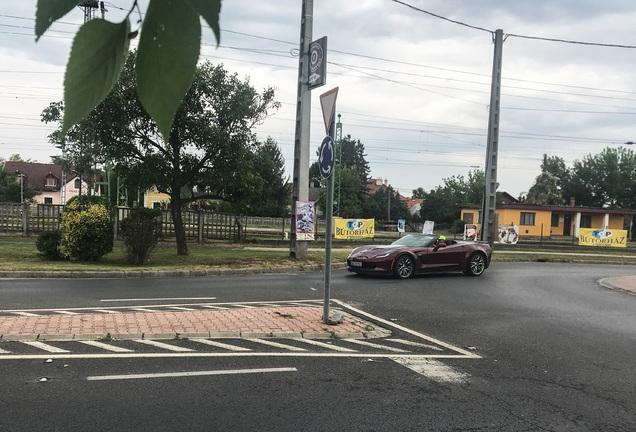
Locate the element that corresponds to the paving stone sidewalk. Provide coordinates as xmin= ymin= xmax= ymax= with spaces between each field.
xmin=0 ymin=306 xmax=390 ymax=342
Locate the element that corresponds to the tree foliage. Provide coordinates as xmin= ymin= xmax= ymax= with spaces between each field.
xmin=35 ymin=0 xmax=221 ymax=142
xmin=42 ymin=53 xmax=280 ymax=255
xmin=0 ymin=165 xmax=38 ymax=203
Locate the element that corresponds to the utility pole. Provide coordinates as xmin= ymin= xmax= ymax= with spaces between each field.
xmin=480 ymin=29 xmax=504 ymax=246
xmin=290 ymin=0 xmax=313 ymax=259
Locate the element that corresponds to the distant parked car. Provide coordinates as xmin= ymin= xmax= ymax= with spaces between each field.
xmin=346 ymin=234 xmax=492 ymax=279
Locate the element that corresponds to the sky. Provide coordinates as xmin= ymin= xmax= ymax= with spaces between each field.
xmin=2 ymin=0 xmax=636 ymax=199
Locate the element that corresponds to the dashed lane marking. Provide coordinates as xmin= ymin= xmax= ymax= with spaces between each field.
xmin=133 ymin=339 xmax=194 ymax=352
xmin=92 ymin=309 xmax=121 ymax=314
xmin=344 ymin=339 xmax=409 ymax=353
xmin=167 ymin=306 xmax=196 ymax=311
xmin=22 ymin=341 xmax=70 ymax=353
xmin=0 ymin=347 xmax=11 ymax=354
xmin=130 ymin=308 xmax=161 ymax=313
xmin=77 ymin=340 xmax=134 ymax=353
xmin=12 ymin=312 xmax=40 ymax=317
xmin=190 ymin=338 xmax=252 ymax=352
xmin=244 ymin=338 xmax=307 ymax=352
xmin=53 ymin=310 xmax=80 ymax=315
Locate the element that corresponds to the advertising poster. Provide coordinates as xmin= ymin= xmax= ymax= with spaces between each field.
xmin=335 ymin=219 xmax=375 ymax=240
xmin=422 ymin=220 xmax=434 ymax=234
xmin=579 ymin=228 xmax=627 ymax=248
xmin=397 ymin=219 xmax=405 ymax=233
xmin=498 ymin=224 xmax=519 ymax=244
xmin=464 ymin=224 xmax=478 ymax=241
xmin=295 ymin=201 xmax=315 ymax=241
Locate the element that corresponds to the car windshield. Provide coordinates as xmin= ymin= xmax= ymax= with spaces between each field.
xmin=391 ymin=234 xmax=436 ymax=248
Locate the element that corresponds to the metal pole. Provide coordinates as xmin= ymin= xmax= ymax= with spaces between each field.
xmin=480 ymin=29 xmax=504 ymax=246
xmin=290 ymin=0 xmax=313 ymax=259
xmin=323 ymin=109 xmax=336 ymax=324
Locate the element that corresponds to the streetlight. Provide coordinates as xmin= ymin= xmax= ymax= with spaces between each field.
xmin=16 ymin=171 xmax=25 ymax=202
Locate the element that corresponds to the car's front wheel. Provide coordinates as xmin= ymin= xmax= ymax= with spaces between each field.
xmin=464 ymin=252 xmax=486 ymax=276
xmin=393 ymin=255 xmax=415 ymax=279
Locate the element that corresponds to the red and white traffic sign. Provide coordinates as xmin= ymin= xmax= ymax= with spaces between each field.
xmin=319 ymin=87 xmax=338 ymax=135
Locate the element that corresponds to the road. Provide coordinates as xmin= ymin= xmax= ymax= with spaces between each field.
xmin=0 ymin=262 xmax=634 ymax=431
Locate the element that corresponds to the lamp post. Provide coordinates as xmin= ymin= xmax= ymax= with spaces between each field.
xmin=16 ymin=171 xmax=25 ymax=203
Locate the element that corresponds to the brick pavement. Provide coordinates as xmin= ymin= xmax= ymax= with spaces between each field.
xmin=0 ymin=306 xmax=389 ymax=341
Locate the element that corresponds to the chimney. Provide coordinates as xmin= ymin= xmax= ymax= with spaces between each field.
xmin=569 ymin=197 xmax=575 ymax=207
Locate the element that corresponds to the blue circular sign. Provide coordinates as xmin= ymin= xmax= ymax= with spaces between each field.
xmin=319 ymin=136 xmax=335 ymax=179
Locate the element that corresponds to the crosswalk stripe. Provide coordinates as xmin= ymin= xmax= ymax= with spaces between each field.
xmin=22 ymin=341 xmax=70 ymax=353
xmin=133 ymin=339 xmax=194 ymax=352
xmin=244 ymin=338 xmax=307 ymax=351
xmin=294 ymin=338 xmax=358 ymax=352
xmin=386 ymin=338 xmax=444 ymax=351
xmin=200 ymin=305 xmax=226 ymax=310
xmin=167 ymin=307 xmax=196 ymax=311
xmin=53 ymin=310 xmax=80 ymax=315
xmin=77 ymin=340 xmax=134 ymax=353
xmin=92 ymin=309 xmax=121 ymax=314
xmin=344 ymin=339 xmax=409 ymax=353
xmin=190 ymin=339 xmax=252 ymax=352
xmin=131 ymin=308 xmax=160 ymax=313
xmin=12 ymin=312 xmax=40 ymax=317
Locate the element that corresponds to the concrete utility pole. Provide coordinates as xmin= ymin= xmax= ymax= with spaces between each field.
xmin=480 ymin=29 xmax=504 ymax=246
xmin=290 ymin=0 xmax=313 ymax=259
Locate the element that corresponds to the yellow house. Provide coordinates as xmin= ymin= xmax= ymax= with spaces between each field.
xmin=460 ymin=200 xmax=635 ymax=238
xmin=143 ymin=187 xmax=170 ymax=209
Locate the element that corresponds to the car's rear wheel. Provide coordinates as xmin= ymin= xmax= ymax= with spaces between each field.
xmin=464 ymin=252 xmax=486 ymax=276
xmin=394 ymin=255 xmax=415 ymax=279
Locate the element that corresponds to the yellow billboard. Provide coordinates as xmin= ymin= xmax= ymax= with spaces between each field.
xmin=578 ymin=228 xmax=628 ymax=248
xmin=335 ymin=219 xmax=375 ymax=239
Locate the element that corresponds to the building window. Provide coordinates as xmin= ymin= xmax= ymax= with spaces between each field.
xmin=46 ymin=177 xmax=57 ymax=187
xmin=74 ymin=178 xmax=81 ymax=189
xmin=520 ymin=212 xmax=536 ymax=226
xmin=580 ymin=215 xmax=592 ymax=228
xmin=551 ymin=213 xmax=559 ymax=227
xmin=44 ymin=197 xmax=53 ymax=204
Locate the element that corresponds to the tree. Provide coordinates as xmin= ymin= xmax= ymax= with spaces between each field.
xmin=527 ymin=172 xmax=564 ymax=205
xmin=42 ymin=52 xmax=280 ymax=255
xmin=418 ymin=169 xmax=485 ymax=228
xmin=35 ymin=0 xmax=221 ymax=142
xmin=363 ymin=186 xmax=409 ymax=222
xmin=233 ymin=137 xmax=291 ymax=217
xmin=0 ymin=165 xmax=38 ymax=203
xmin=8 ymin=154 xmax=36 ymax=163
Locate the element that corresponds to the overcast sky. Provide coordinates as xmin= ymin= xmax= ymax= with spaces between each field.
xmin=2 ymin=0 xmax=636 ymax=199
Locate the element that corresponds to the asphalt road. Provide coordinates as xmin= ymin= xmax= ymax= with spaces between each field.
xmin=0 ymin=262 xmax=635 ymax=431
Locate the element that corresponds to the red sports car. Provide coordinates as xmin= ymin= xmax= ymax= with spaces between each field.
xmin=346 ymin=234 xmax=492 ymax=279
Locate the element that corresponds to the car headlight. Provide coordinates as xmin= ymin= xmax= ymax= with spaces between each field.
xmin=374 ymin=250 xmax=396 ymax=258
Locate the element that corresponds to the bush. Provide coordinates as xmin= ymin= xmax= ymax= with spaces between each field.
xmin=36 ymin=230 xmax=64 ymax=260
xmin=61 ymin=195 xmax=114 ymax=261
xmin=120 ymin=207 xmax=163 ymax=265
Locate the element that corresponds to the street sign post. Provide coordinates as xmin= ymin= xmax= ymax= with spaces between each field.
xmin=319 ymin=136 xmax=335 ymax=179
xmin=320 ymin=87 xmax=338 ymax=135
xmin=308 ymin=36 xmax=327 ymax=90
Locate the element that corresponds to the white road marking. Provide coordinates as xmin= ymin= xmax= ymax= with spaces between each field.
xmin=344 ymin=339 xmax=409 ymax=353
xmin=133 ymin=339 xmax=194 ymax=352
xmin=0 ymin=347 xmax=12 ymax=354
xmin=21 ymin=341 xmax=70 ymax=353
xmin=244 ymin=338 xmax=307 ymax=351
xmin=391 ymin=357 xmax=468 ymax=384
xmin=167 ymin=306 xmax=196 ymax=311
xmin=200 ymin=305 xmax=227 ymax=309
xmin=130 ymin=308 xmax=160 ymax=313
xmin=53 ymin=310 xmax=79 ymax=315
xmin=87 ymin=367 xmax=298 ymax=381
xmin=77 ymin=340 xmax=134 ymax=353
xmin=190 ymin=339 xmax=252 ymax=352
xmin=386 ymin=338 xmax=444 ymax=351
xmin=100 ymin=297 xmax=217 ymax=302
xmin=92 ymin=309 xmax=121 ymax=314
xmin=294 ymin=338 xmax=358 ymax=352
xmin=12 ymin=312 xmax=39 ymax=316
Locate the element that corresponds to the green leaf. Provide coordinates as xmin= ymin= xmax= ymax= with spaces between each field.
xmin=188 ymin=0 xmax=222 ymax=45
xmin=137 ymin=0 xmax=201 ymax=143
xmin=35 ymin=0 xmax=80 ymax=41
xmin=62 ymin=18 xmax=131 ymax=134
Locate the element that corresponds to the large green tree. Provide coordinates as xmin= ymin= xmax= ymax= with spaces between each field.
xmin=42 ymin=52 xmax=279 ymax=255
xmin=0 ymin=164 xmax=38 ymax=203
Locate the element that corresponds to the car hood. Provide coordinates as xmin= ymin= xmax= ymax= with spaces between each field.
xmin=348 ymin=245 xmax=407 ymax=258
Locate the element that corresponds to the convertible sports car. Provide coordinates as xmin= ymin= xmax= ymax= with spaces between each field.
xmin=346 ymin=234 xmax=492 ymax=279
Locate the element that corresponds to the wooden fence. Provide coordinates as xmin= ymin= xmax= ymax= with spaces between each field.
xmin=0 ymin=203 xmax=247 ymax=242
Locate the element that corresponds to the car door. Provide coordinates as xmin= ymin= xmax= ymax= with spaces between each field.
xmin=421 ymin=242 xmax=466 ymax=271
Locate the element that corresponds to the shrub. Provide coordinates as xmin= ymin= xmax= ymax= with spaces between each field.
xmin=120 ymin=207 xmax=163 ymax=265
xmin=35 ymin=230 xmax=64 ymax=260
xmin=61 ymin=195 xmax=114 ymax=261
